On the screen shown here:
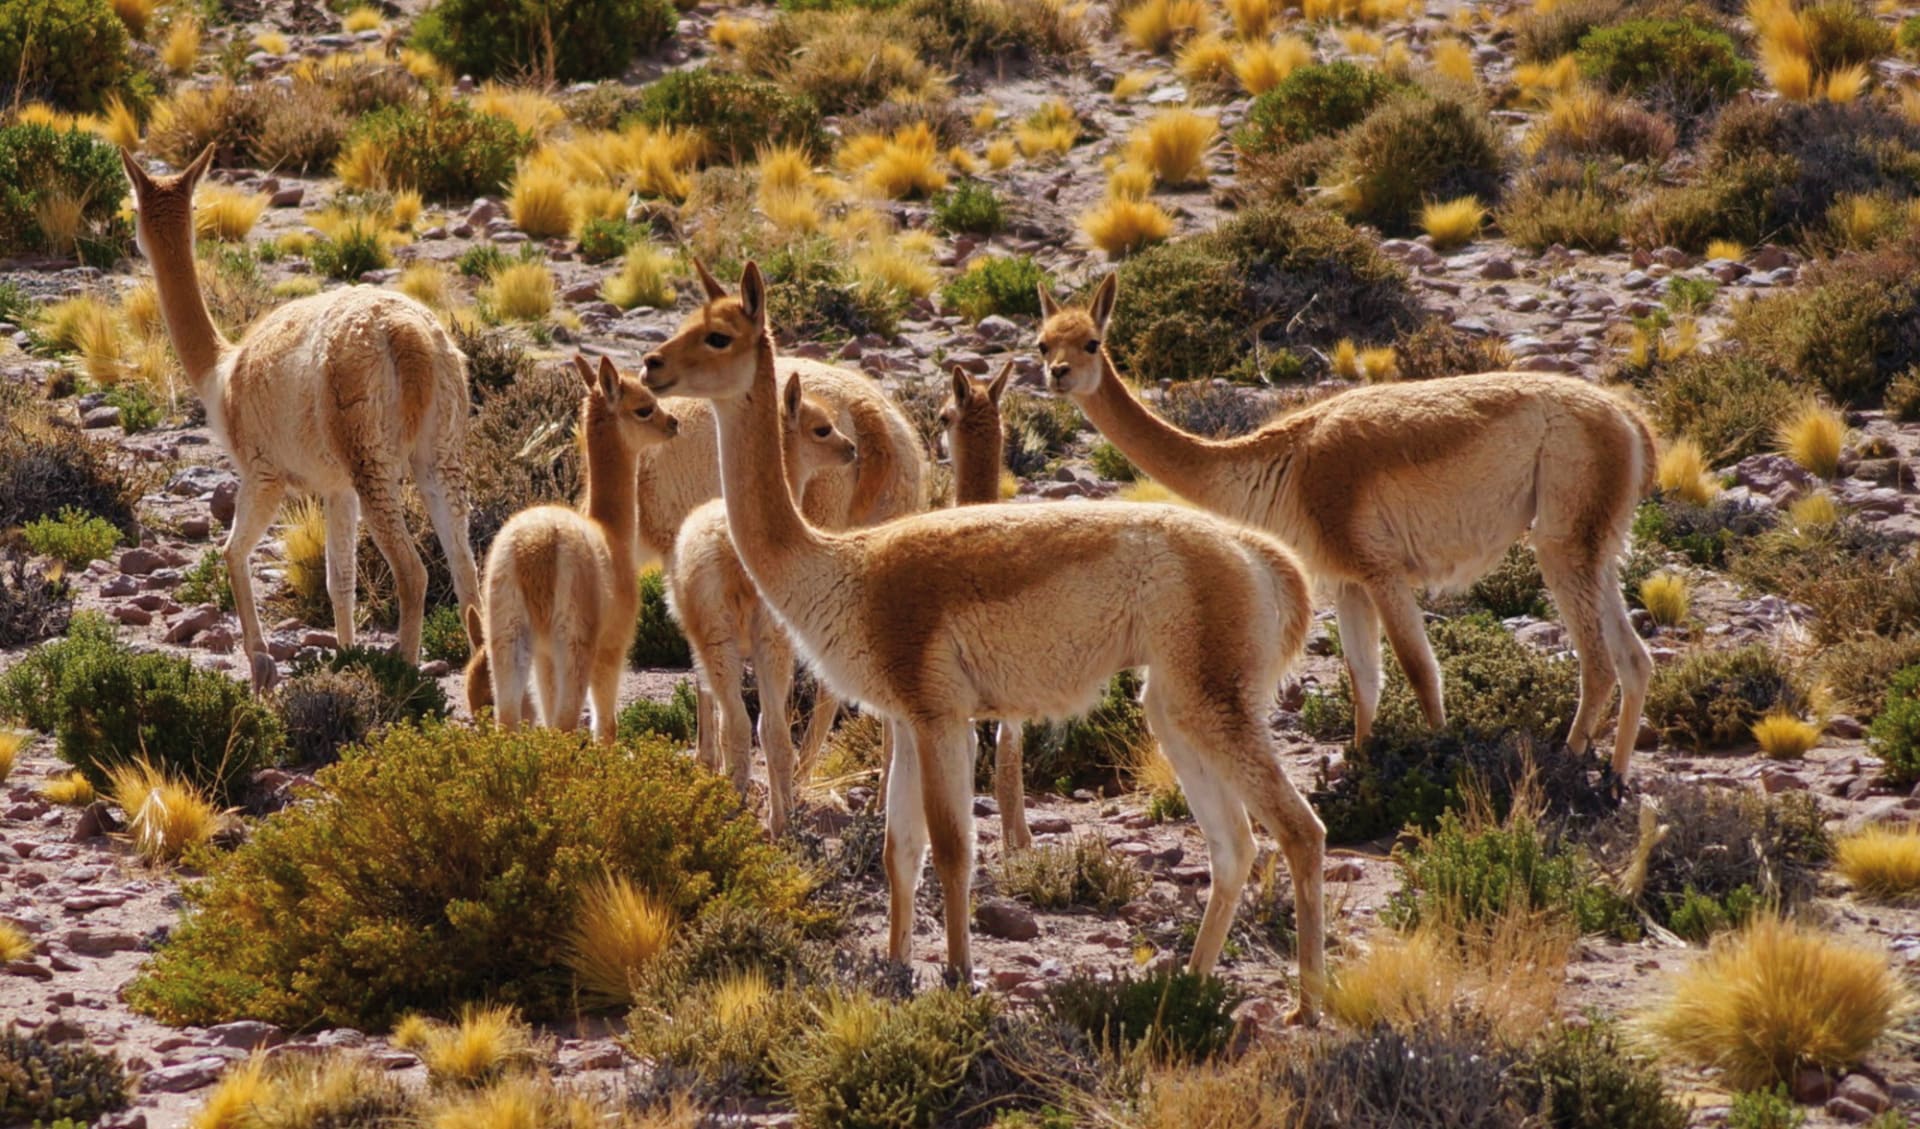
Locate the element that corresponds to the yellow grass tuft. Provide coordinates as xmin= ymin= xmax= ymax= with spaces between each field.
xmin=1513 ymin=54 xmax=1581 ymax=104
xmin=472 ymin=84 xmax=565 ymax=139
xmin=0 ymin=729 xmax=22 ymax=784
xmin=107 ymin=758 xmax=220 ymax=864
xmin=342 ymin=5 xmax=384 ymax=32
xmin=1645 ymin=915 xmax=1906 ymax=1089
xmin=1824 ymin=61 xmax=1870 ymax=102
xmin=1638 ymin=571 xmax=1690 ymax=627
xmin=1339 ymin=27 xmax=1385 ymax=56
xmin=254 ymin=30 xmax=289 ymax=55
xmin=1359 ymin=345 xmax=1399 ymax=382
xmin=0 ymin=919 xmax=32 ymax=963
xmin=565 ymin=874 xmax=675 ymax=1006
xmin=1111 ymin=69 xmax=1158 ymax=100
xmin=1829 ymin=193 xmax=1887 ymax=247
xmin=1329 ymin=907 xmax=1574 ymax=1043
xmin=1014 ymin=99 xmax=1079 ymax=159
xmin=1706 ymin=238 xmax=1747 ymax=261
xmin=33 ymin=192 xmax=87 ymax=258
xmin=400 ymin=47 xmax=450 ymax=84
xmin=1765 ymin=43 xmax=1815 ymax=100
xmin=1419 ymin=195 xmax=1483 ymax=250
xmin=861 ymin=123 xmax=948 ymax=199
xmin=1122 ymin=0 xmax=1213 ymax=53
xmin=1789 ymin=490 xmax=1840 ymax=531
xmin=1118 ymin=479 xmax=1190 ymax=506
xmin=1778 ymin=403 xmax=1846 ymax=477
xmin=1226 ymin=0 xmax=1279 ymax=39
xmin=710 ymin=969 xmax=775 ymax=1031
xmin=391 ymin=1013 xmax=437 ymax=1051
xmin=984 ymin=137 xmax=1018 ymax=169
xmin=507 ymin=165 xmax=577 ymax=239
xmin=1107 ymin=162 xmax=1155 ymax=200
xmin=113 ymin=0 xmax=155 ymax=38
xmin=1432 ymin=38 xmax=1476 ymax=85
xmin=397 ymin=263 xmax=454 ymax=311
xmin=483 ymin=262 xmax=554 ymax=322
xmin=1750 ymin=0 xmax=1808 ymax=59
xmin=420 ymin=1004 xmax=539 ymax=1087
xmin=334 ymin=136 xmax=391 ymax=192
xmin=1836 ymin=824 xmax=1920 ymax=902
xmin=97 ymin=95 xmax=141 ymax=150
xmin=1080 ymin=196 xmax=1175 ymax=257
xmin=1175 ymin=33 xmax=1237 ymax=90
xmin=194 ymin=184 xmax=268 ymax=242
xmin=1657 ymin=437 xmax=1718 ymax=505
xmin=853 ymin=241 xmax=940 ymax=299
xmin=162 ymin=15 xmax=201 ymax=75
xmin=603 ymin=242 xmax=678 ymax=311
xmin=948 ymin=146 xmax=977 ymax=175
xmin=389 ymin=189 xmax=423 ymax=231
xmin=192 ymin=1056 xmax=267 ymax=1129
xmin=42 ymin=771 xmax=95 ymax=806
xmin=1751 ymin=711 xmax=1820 ymax=759
xmin=1234 ymin=35 xmax=1312 ymax=94
xmin=272 ymin=278 xmax=321 ymax=300
xmin=1128 ymin=108 xmax=1218 ymax=188
xmin=971 ymin=102 xmax=1000 ymax=132
xmin=711 ymin=14 xmax=756 ymax=50
xmin=1331 ymin=338 xmax=1361 ymax=379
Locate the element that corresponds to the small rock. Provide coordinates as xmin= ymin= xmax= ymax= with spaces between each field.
xmin=1827 ymin=715 xmax=1866 ymax=739
xmin=1791 ymin=1067 xmax=1836 ymax=1103
xmin=974 ymin=898 xmax=1040 ymax=941
xmin=1478 ymin=256 xmax=1517 ymax=280
xmin=206 ymin=1020 xmax=286 ymax=1051
xmin=301 ymin=631 xmax=339 ymax=649
xmin=71 ymin=801 xmax=118 ymax=841
xmin=1028 ymin=814 xmax=1072 ymax=835
xmin=63 ymin=928 xmax=140 ymax=956
xmin=569 ymin=1044 xmax=629 ymax=1071
xmin=314 ymin=1028 xmax=367 ymax=1049
xmin=42 ymin=1016 xmax=89 ymax=1043
xmin=1833 ymin=1074 xmax=1891 ymax=1114
xmin=1325 ymin=859 xmax=1365 ymax=882
xmin=4 ymin=960 xmax=53 ymax=980
xmin=211 ymin=481 xmax=238 ymax=526
xmin=165 ymin=604 xmax=221 ymax=645
xmin=82 ymin=406 xmax=121 ymax=429
xmin=1761 ymin=766 xmax=1809 ymax=794
xmin=270 ymin=185 xmax=304 ymax=208
xmin=110 ymin=606 xmax=152 ymax=627
xmin=119 ymin=547 xmax=167 ymax=576
xmin=1825 ymin=1097 xmax=1877 ymax=1123
xmin=141 ymin=1057 xmax=227 ymax=1093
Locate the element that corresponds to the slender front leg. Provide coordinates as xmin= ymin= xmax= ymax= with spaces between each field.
xmin=324 ymin=491 xmax=360 ymax=651
xmin=994 ymin=721 xmax=1031 ymax=849
xmin=882 ymin=722 xmax=928 ymax=964
xmin=225 ymin=477 xmax=288 ymax=693
xmin=919 ymin=722 xmax=978 ymax=981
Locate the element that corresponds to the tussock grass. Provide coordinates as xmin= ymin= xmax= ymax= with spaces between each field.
xmin=1707 ymin=238 xmax=1747 ymax=261
xmin=853 ymin=241 xmax=939 ymax=300
xmin=1081 ymin=197 xmax=1175 ymax=257
xmin=1234 ymin=35 xmax=1312 ymax=94
xmin=342 ymin=6 xmax=384 ymax=32
xmin=1015 ymin=99 xmax=1079 ymax=159
xmin=861 ymin=123 xmax=947 ymax=200
xmin=603 ymin=241 xmax=677 ymax=310
xmin=565 ymin=874 xmax=675 ymax=1006
xmin=98 ymin=95 xmax=141 ymax=150
xmin=0 ymin=729 xmax=22 ymax=784
xmin=194 ymin=185 xmax=269 ymax=242
xmin=113 ymin=0 xmax=156 ymax=38
xmin=507 ymin=165 xmax=576 ymax=239
xmin=1123 ymin=0 xmax=1213 ymax=54
xmin=0 ymin=919 xmax=32 ymax=963
xmin=1107 ymin=163 xmax=1155 ymax=200
xmin=192 ymin=1054 xmax=266 ymax=1129
xmin=1639 ymin=571 xmax=1690 ymax=627
xmin=1128 ymin=108 xmax=1218 ymax=187
xmin=1788 ymin=490 xmax=1840 ymax=531
xmin=254 ymin=30 xmax=289 ymax=55
xmin=282 ymin=498 xmax=328 ymax=619
xmin=162 ymin=15 xmax=201 ymax=75
xmin=1112 ymin=69 xmax=1158 ymax=100
xmin=1433 ymin=38 xmax=1477 ymax=84
xmin=1420 ymin=196 xmax=1484 ymax=249
xmin=1227 ymin=0 xmax=1280 ymax=38
xmin=482 ymin=262 xmax=555 ymax=322
xmin=1836 ymin=823 xmax=1920 ymax=902
xmin=1657 ymin=437 xmax=1719 ymax=505
xmin=397 ymin=263 xmax=454 ymax=311
xmin=33 ymin=191 xmax=87 ymax=258
xmin=472 ymin=84 xmax=565 ymax=139
xmin=1645 ymin=915 xmax=1906 ymax=1089
xmin=1752 ymin=712 xmax=1820 ymax=759
xmin=985 ymin=137 xmax=1018 ymax=168
xmin=1514 ymin=54 xmax=1582 ymax=103
xmin=1778 ymin=403 xmax=1846 ymax=477
xmin=1175 ymin=33 xmax=1236 ymax=91
xmin=106 ymin=758 xmax=221 ymax=864
xmin=419 ymin=1004 xmax=542 ymax=1087
xmin=42 ymin=771 xmax=96 ymax=806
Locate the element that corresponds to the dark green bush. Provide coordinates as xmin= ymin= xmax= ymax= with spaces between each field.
xmin=1636 ymin=353 xmax=1799 ymax=464
xmin=630 ymin=566 xmax=692 ymax=668
xmin=1282 ymin=1012 xmax=1521 ymax=1129
xmin=0 ymin=1024 xmax=129 ymax=1124
xmin=422 ymin=604 xmax=472 ymax=664
xmin=290 ymin=645 xmax=449 ymax=724
xmin=275 ymin=666 xmax=383 ymax=766
xmin=1901 ymin=13 xmax=1920 ymax=54
xmin=628 ymin=68 xmax=821 ymax=162
xmin=0 ymin=0 xmax=131 ymax=113
xmin=0 ymin=547 xmax=72 ymax=648
xmin=1498 ymin=160 xmax=1626 ymax=253
xmin=1731 ymin=242 xmax=1920 ymax=406
xmin=177 ymin=549 xmax=234 ymax=612
xmin=1044 ymin=967 xmax=1242 ymax=1061
xmin=347 ymin=98 xmax=531 ymax=199
xmin=102 ymin=384 xmax=160 ymax=433
xmin=1631 ymin=494 xmax=1775 ymax=570
xmin=412 ymin=0 xmax=677 ymax=83
xmin=1108 ymin=204 xmax=1419 ymax=384
xmin=762 ymin=235 xmax=907 ymax=341
xmin=21 ymin=506 xmax=120 ymax=567
xmin=0 ymin=614 xmax=283 ymax=803
xmin=1645 ymin=645 xmax=1807 ymax=751
xmin=309 ymin=222 xmax=390 ymax=281
xmin=576 ymin=217 xmax=637 ymax=263
xmin=941 ymin=254 xmax=1045 ymax=320
xmin=1237 ymin=62 xmax=1402 ymax=154
xmin=1467 ymin=543 xmax=1547 ymax=619
xmin=934 ymin=181 xmax=1005 ymax=234
xmin=1331 ymin=92 xmax=1506 ymax=235
xmin=1089 ymin=440 xmax=1136 ymax=481
xmin=1868 ymin=664 xmax=1920 ymax=785
xmin=1575 ymin=18 xmax=1753 ymax=116
xmin=125 ymin=722 xmax=812 ymax=1028
xmin=1388 ymin=807 xmax=1634 ymax=937
xmin=1016 ymin=670 xmax=1146 ymax=794
xmin=0 ymin=123 xmax=127 ymax=259
xmin=993 ymin=833 xmax=1151 ymax=911
xmin=1513 ymin=1020 xmax=1689 ymax=1129
xmin=617 ymin=679 xmax=699 ymax=744
xmin=1728 ymin=1085 xmax=1806 ymax=1129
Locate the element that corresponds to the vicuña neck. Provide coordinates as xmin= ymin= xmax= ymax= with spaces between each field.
xmin=1076 ymin=352 xmax=1260 ymax=517
xmin=580 ymin=410 xmax=642 ymax=580
xmin=953 ymin=423 xmax=1002 ymax=506
xmin=710 ymin=337 xmax=823 ymax=580
xmin=146 ymin=236 xmax=230 ymax=394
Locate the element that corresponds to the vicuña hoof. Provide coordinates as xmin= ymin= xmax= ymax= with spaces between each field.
xmin=249 ymin=652 xmax=280 ymax=694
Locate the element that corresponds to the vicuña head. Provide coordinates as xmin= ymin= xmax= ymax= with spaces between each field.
xmin=939 ymin=361 xmax=1011 ymax=511
xmin=1035 ymin=274 xmax=1117 ymax=397
xmin=785 ymin=374 xmax=858 ymax=474
xmin=641 ymin=259 xmax=764 ymax=399
xmin=577 ymin=352 xmax=681 ymax=452
xmin=120 ymin=143 xmax=213 ymax=267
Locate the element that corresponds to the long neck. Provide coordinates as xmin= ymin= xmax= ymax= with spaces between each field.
xmin=580 ymin=411 xmax=642 ymax=583
xmin=1075 ymin=352 xmax=1263 ymax=517
xmin=953 ymin=419 xmax=1003 ymax=506
xmin=146 ymin=229 xmax=230 ymax=394
xmin=710 ymin=337 xmax=825 ymax=580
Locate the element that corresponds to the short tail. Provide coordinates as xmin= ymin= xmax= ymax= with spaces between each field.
xmin=1618 ymin=395 xmax=1659 ymax=499
xmin=1244 ymin=533 xmax=1313 ymax=675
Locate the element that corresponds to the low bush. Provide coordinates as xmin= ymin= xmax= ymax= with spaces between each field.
xmin=0 ymin=0 xmax=133 ymax=113
xmin=617 ymin=679 xmax=700 ymax=745
xmin=1728 ymin=1086 xmax=1806 ymax=1129
xmin=1236 ymin=62 xmax=1402 ymax=154
xmin=412 ymin=0 xmax=677 ymax=83
xmin=1868 ymin=664 xmax=1920 ymax=786
xmin=1631 ymin=494 xmax=1774 ymax=570
xmin=1016 ymin=670 xmax=1148 ymax=794
xmin=1730 ymin=516 xmax=1920 ymax=646
xmin=1280 ymin=1010 xmax=1522 ymax=1128
xmin=1498 ymin=160 xmax=1627 ymax=253
xmin=1644 ymin=645 xmax=1807 ymax=752
xmin=760 ymin=236 xmax=908 ymax=342
xmin=1636 ymin=353 xmax=1800 ymax=465
xmin=1513 ymin=0 xmax=1623 ymax=61
xmin=1732 ymin=243 xmax=1920 ymax=407
xmin=1817 ymin=632 xmax=1920 ymax=718
xmin=941 ymin=254 xmax=1045 ymax=320
xmin=934 ymin=181 xmax=1005 ymax=234
xmin=1511 ymin=1019 xmax=1689 ymax=1129
xmin=993 ymin=834 xmax=1151 ymax=911
xmin=21 ymin=506 xmax=120 ymax=567
xmin=1045 ymin=967 xmax=1241 ymax=1061
xmin=0 ymin=123 xmax=127 ymax=260
xmin=0 ymin=386 xmax=142 ymax=535
xmin=275 ymin=666 xmax=383 ymax=766
xmin=1466 ymin=544 xmax=1547 ymax=619
xmin=631 ymin=967 xmax=815 ymax=1095
xmin=0 ymin=1023 xmax=129 ymax=1124
xmin=1388 ymin=805 xmax=1632 ymax=938
xmin=1330 ymin=92 xmax=1507 ymax=236
xmin=576 ymin=217 xmax=637 ymax=263
xmin=309 ymin=219 xmax=390 ymax=281
xmin=125 ymin=722 xmax=812 ymax=1028
xmin=628 ymin=68 xmax=821 ymax=162
xmin=346 ymin=97 xmax=532 ymax=199
xmin=422 ymin=604 xmax=472 ymax=664
xmin=0 ymin=547 xmax=72 ymax=648
xmin=631 ymin=565 xmax=693 ymax=668
xmin=1575 ymin=18 xmax=1753 ymax=117
xmin=291 ymin=646 xmax=449 ymax=724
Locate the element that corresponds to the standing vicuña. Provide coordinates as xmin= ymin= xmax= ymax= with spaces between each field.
xmin=122 ymin=145 xmax=480 ymax=691
xmin=1039 ymin=276 xmax=1657 ymax=777
xmin=666 ymin=375 xmax=857 ymax=834
xmin=937 ymin=362 xmax=1032 ymax=849
xmin=465 ymin=356 xmax=678 ymax=740
xmin=641 ymin=262 xmax=1327 ymax=1020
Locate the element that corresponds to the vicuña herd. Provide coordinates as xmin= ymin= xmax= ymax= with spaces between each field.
xmin=123 ymin=147 xmax=1662 ymax=1022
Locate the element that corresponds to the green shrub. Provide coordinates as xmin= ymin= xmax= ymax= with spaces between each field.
xmin=1637 ymin=353 xmax=1799 ymax=465
xmin=1512 ymin=1020 xmax=1689 ymax=1129
xmin=617 ymin=679 xmax=699 ymax=744
xmin=0 ymin=1024 xmax=129 ymax=1124
xmin=628 ymin=68 xmax=821 ymax=162
xmin=0 ymin=547 xmax=73 ymax=648
xmin=309 ymin=220 xmax=391 ymax=281
xmin=1818 ymin=633 xmax=1920 ymax=719
xmin=21 ymin=506 xmax=120 ymax=567
xmin=1388 ymin=807 xmax=1633 ymax=937
xmin=1631 ymin=495 xmax=1776 ymax=571
xmin=457 ymin=244 xmax=512 ymax=280
xmin=290 ymin=645 xmax=449 ymax=724
xmin=1664 ymin=277 xmax=1719 ymax=316
xmin=0 ymin=614 xmax=284 ymax=803
xmin=1017 ymin=670 xmax=1147 ymax=794
xmin=1089 ymin=440 xmax=1136 ymax=482
xmin=1108 ymin=204 xmax=1419 ymax=384
xmin=347 ymin=97 xmax=532 ymax=199
xmin=1728 ymin=1085 xmax=1806 ymax=1129
xmin=1330 ymin=92 xmax=1506 ymax=236
xmin=412 ymin=0 xmax=677 ymax=83
xmin=102 ymin=384 xmax=160 ymax=433
xmin=177 ymin=549 xmax=235 ymax=612
xmin=1731 ymin=244 xmax=1920 ymax=406
xmin=125 ymin=722 xmax=812 ymax=1028
xmin=1237 ymin=62 xmax=1401 ymax=154
xmin=640 ymin=899 xmax=818 ymax=998
xmin=761 ymin=235 xmax=908 ymax=341
xmin=993 ymin=834 xmax=1150 ymax=911
xmin=275 ymin=666 xmax=383 ymax=766
xmin=941 ymin=254 xmax=1044 ymax=320
xmin=1498 ymin=160 xmax=1625 ymax=253
xmin=1868 ymin=664 xmax=1920 ymax=785
xmin=576 ymin=217 xmax=636 ymax=263
xmin=0 ymin=0 xmax=132 ymax=113
xmin=422 ymin=604 xmax=472 ymax=664
xmin=1629 ymin=155 xmax=1785 ymax=252
xmin=630 ymin=565 xmax=692 ymax=668
xmin=1466 ymin=544 xmax=1547 ymax=619
xmin=1901 ymin=14 xmax=1920 ymax=54
xmin=1575 ymin=18 xmax=1753 ymax=116
xmin=1644 ymin=645 xmax=1807 ymax=752
xmin=934 ymin=181 xmax=1006 ymax=234
xmin=1044 ymin=967 xmax=1241 ymax=1061
xmin=0 ymin=123 xmax=127 ymax=259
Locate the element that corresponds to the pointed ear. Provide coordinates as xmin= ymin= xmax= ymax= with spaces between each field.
xmin=118 ymin=147 xmax=152 ymax=193
xmin=986 ymin=360 xmax=1013 ymax=405
xmin=740 ymin=261 xmax=766 ymax=329
xmin=692 ymin=257 xmax=727 ymax=302
xmin=950 ymin=365 xmax=973 ymax=405
xmin=783 ymin=373 xmax=803 ymax=418
xmin=182 ymin=143 xmax=216 ymax=187
xmin=596 ymin=356 xmax=622 ymax=403
xmin=571 ymin=354 xmax=597 ymax=391
xmin=1037 ymin=282 xmax=1060 ymax=319
xmin=1090 ymin=274 xmax=1118 ymax=334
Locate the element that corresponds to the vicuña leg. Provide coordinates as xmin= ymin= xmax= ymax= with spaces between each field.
xmin=1371 ymin=581 xmax=1445 ymax=730
xmin=323 ymin=491 xmax=359 ymax=651
xmin=1144 ymin=680 xmax=1255 ymax=976
xmin=587 ymin=644 xmax=623 ymax=744
xmin=492 ymin=626 xmax=533 ymax=731
xmin=695 ymin=681 xmax=721 ymax=769
xmin=358 ymin=478 xmax=429 ymax=663
xmin=1235 ymin=737 xmax=1327 ymax=1024
xmin=545 ymin=638 xmax=592 ymax=733
xmin=1598 ymin=568 xmax=1651 ymax=778
xmin=917 ymin=721 xmax=978 ymax=981
xmin=882 ymin=723 xmax=929 ymax=964
xmin=1333 ymin=581 xmax=1384 ymax=745
xmin=225 ymin=477 xmax=287 ymax=693
xmin=795 ymin=687 xmax=840 ymax=783
xmin=1535 ymin=540 xmax=1619 ymax=756
xmin=753 ymin=630 xmax=799 ymax=837
xmin=415 ymin=453 xmax=481 ymax=620
xmin=994 ymin=722 xmax=1031 ymax=849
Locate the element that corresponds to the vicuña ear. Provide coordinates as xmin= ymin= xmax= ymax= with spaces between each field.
xmin=571 ymin=354 xmax=597 ymax=390
xmin=119 ymin=148 xmax=152 ymax=193
xmin=182 ymin=143 xmax=216 ymax=187
xmin=950 ymin=365 xmax=973 ymax=405
xmin=1090 ymin=274 xmax=1118 ymax=334
xmin=986 ymin=360 xmax=1013 ymax=405
xmin=740 ymin=261 xmax=766 ymax=328
xmin=784 ymin=373 xmax=806 ymax=419
xmin=692 ymin=257 xmax=727 ymax=302
xmin=1037 ymin=282 xmax=1060 ymax=318
xmin=596 ymin=356 xmax=622 ymax=402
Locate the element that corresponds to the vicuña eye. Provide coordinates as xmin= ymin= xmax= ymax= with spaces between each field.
xmin=813 ymin=425 xmax=833 ymax=438
xmin=1083 ymin=340 xmax=1100 ymax=354
xmin=705 ymin=332 xmax=732 ymax=349
xmin=636 ymin=405 xmax=653 ymax=418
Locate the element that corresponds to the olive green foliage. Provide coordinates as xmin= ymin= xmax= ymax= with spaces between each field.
xmin=1818 ymin=633 xmax=1920 ymax=718
xmin=1632 ymin=495 xmax=1776 ymax=570
xmin=1280 ymin=1012 xmax=1522 ymax=1129
xmin=0 ymin=1024 xmax=129 ymax=1124
xmin=0 ymin=124 xmax=127 ymax=259
xmin=629 ymin=68 xmax=821 ymax=161
xmin=1644 ymin=645 xmax=1807 ymax=751
xmin=309 ymin=223 xmax=389 ymax=281
xmin=1731 ymin=242 xmax=1920 ymax=406
xmin=0 ymin=0 xmax=131 ymax=113
xmin=942 ymin=254 xmax=1045 ymax=320
xmin=934 ymin=181 xmax=1005 ymax=234
xmin=460 ymin=359 xmax=582 ymax=577
xmin=1798 ymin=0 xmax=1893 ymax=73
xmin=760 ymin=235 xmax=909 ymax=341
xmin=1237 ymin=62 xmax=1402 ymax=154
xmin=1391 ymin=319 xmax=1513 ymax=383
xmin=1044 ymin=967 xmax=1242 ymax=1061
xmin=1512 ymin=1020 xmax=1689 ymax=1129
xmin=1730 ymin=514 xmax=1920 ymax=645
xmin=630 ymin=567 xmax=693 ymax=668
xmin=1575 ymin=18 xmax=1753 ymax=116
xmin=348 ymin=98 xmax=532 ymax=199
xmin=576 ymin=217 xmax=637 ymax=263
xmin=0 ymin=546 xmax=73 ymax=648
xmin=291 ymin=646 xmax=449 ymax=724
xmin=993 ymin=834 xmax=1151 ymax=911
xmin=454 ymin=319 xmax=538 ymax=397
xmin=0 ymin=614 xmax=283 ymax=803
xmin=631 ymin=969 xmax=816 ymax=1095
xmin=422 ymin=604 xmax=472 ymax=664
xmin=177 ymin=550 xmax=235 ymax=612
xmin=412 ymin=0 xmax=677 ymax=82
xmin=1868 ymin=664 xmax=1920 ymax=785
xmin=1634 ymin=353 xmax=1799 ymax=464
xmin=1090 ymin=440 xmax=1136 ymax=481
xmin=125 ymin=722 xmax=810 ymax=1028
xmin=1389 ymin=807 xmax=1633 ymax=937
xmin=617 ymin=679 xmax=699 ymax=744
xmin=1107 ymin=204 xmax=1419 ymax=384
xmin=1499 ymin=160 xmax=1627 ymax=253
xmin=21 ymin=506 xmax=120 ymax=567
xmin=1514 ymin=0 xmax=1624 ymax=61
xmin=1728 ymin=1085 xmax=1807 ymax=1129
xmin=1466 ymin=543 xmax=1547 ymax=619
xmin=1331 ymin=93 xmax=1506 ymax=235
xmin=1016 ymin=670 xmax=1147 ymax=793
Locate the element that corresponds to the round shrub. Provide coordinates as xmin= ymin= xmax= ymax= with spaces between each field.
xmin=125 ymin=722 xmax=813 ymax=1029
xmin=348 ymin=97 xmax=532 ymax=199
xmin=941 ymin=254 xmax=1045 ymax=320
xmin=629 ymin=67 xmax=822 ymax=162
xmin=1867 ymin=664 xmax=1920 ymax=786
xmin=0 ymin=1023 xmax=130 ymax=1123
xmin=1637 ymin=352 xmax=1799 ymax=465
xmin=0 ymin=0 xmax=131 ymax=113
xmin=1575 ymin=18 xmax=1753 ymax=116
xmin=1645 ymin=645 xmax=1806 ymax=752
xmin=0 ymin=123 xmax=126 ymax=258
xmin=1731 ymin=244 xmax=1920 ymax=407
xmin=412 ymin=0 xmax=677 ymax=83
xmin=1331 ymin=92 xmax=1507 ymax=236
xmin=1237 ymin=61 xmax=1402 ymax=154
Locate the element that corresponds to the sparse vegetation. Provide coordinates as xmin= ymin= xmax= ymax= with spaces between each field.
xmin=20 ymin=506 xmax=119 ymax=567
xmin=1645 ymin=645 xmax=1808 ymax=752
xmin=412 ymin=0 xmax=677 ymax=82
xmin=0 ymin=1023 xmax=130 ymax=1124
xmin=994 ymin=834 xmax=1151 ymax=911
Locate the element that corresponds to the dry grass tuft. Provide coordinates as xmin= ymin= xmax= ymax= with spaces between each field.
xmin=1122 ymin=0 xmax=1213 ymax=53
xmin=1639 ymin=571 xmax=1690 ymax=627
xmin=342 ymin=5 xmax=384 ymax=32
xmin=1432 ymin=38 xmax=1477 ymax=85
xmin=0 ymin=919 xmax=32 ymax=963
xmin=1823 ymin=61 xmax=1870 ymax=102
xmin=1706 ymin=238 xmax=1747 ymax=261
xmin=254 ymin=30 xmax=289 ymax=55
xmin=1112 ymin=69 xmax=1158 ymax=100
xmin=1789 ymin=490 xmax=1840 ymax=531
xmin=334 ymin=136 xmax=391 ymax=192
xmin=1420 ymin=195 xmax=1484 ymax=250
xmin=1015 ymin=99 xmax=1080 ymax=159
xmin=192 ymin=1055 xmax=267 ymax=1129
xmin=42 ymin=771 xmax=95 ymax=806
xmin=1657 ymin=438 xmax=1718 ymax=505
xmin=861 ymin=123 xmax=948 ymax=199
xmin=162 ymin=15 xmax=201 ymax=75
xmin=419 ymin=1004 xmax=541 ymax=1086
xmin=1081 ymin=196 xmax=1175 ymax=257
xmin=1836 ymin=824 xmax=1920 ymax=902
xmin=1645 ymin=915 xmax=1906 ymax=1089
xmin=1514 ymin=54 xmax=1581 ymax=103
xmin=1107 ymin=162 xmax=1155 ymax=200
xmin=282 ymin=498 xmax=328 ymax=616
xmin=1752 ymin=711 xmax=1820 ymax=759
xmin=1128 ymin=108 xmax=1218 ymax=187
xmin=98 ymin=95 xmax=141 ymax=150
xmin=1233 ymin=35 xmax=1312 ymax=94
xmin=603 ymin=241 xmax=678 ymax=310
xmin=1176 ymin=32 xmax=1236 ymax=90
xmin=392 ymin=1013 xmax=436 ymax=1050
xmin=107 ymin=758 xmax=221 ymax=864
xmin=483 ymin=262 xmax=555 ymax=322
xmin=472 ymin=84 xmax=565 ymax=139
xmin=113 ymin=0 xmax=155 ymax=38
xmin=984 ymin=137 xmax=1019 ymax=169
xmin=397 ymin=263 xmax=454 ymax=311
xmin=194 ymin=185 xmax=268 ymax=242
xmin=1778 ymin=403 xmax=1846 ymax=477
xmin=507 ymin=165 xmax=577 ymax=239
xmin=565 ymin=874 xmax=676 ymax=1006
xmin=33 ymin=191 xmax=87 ymax=258
xmin=0 ymin=730 xmax=21 ymax=784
